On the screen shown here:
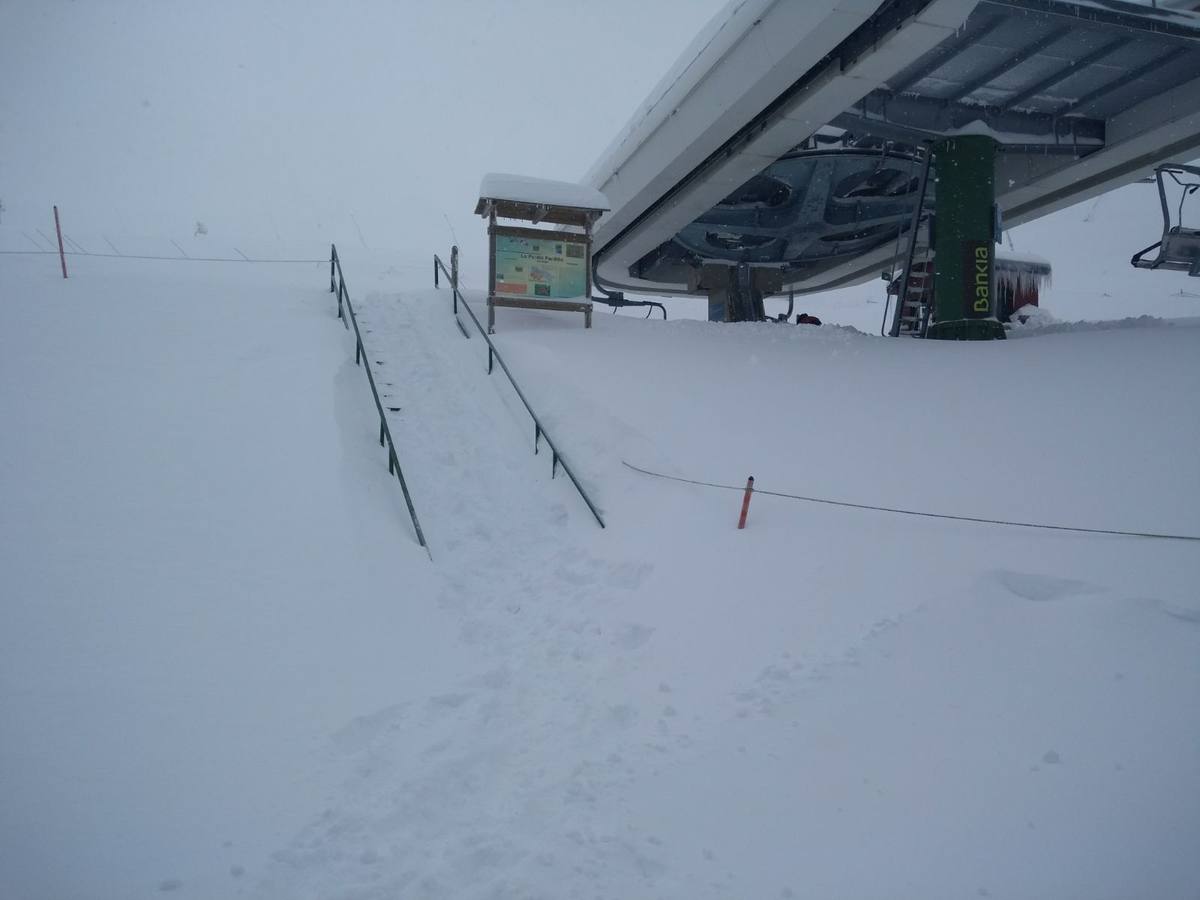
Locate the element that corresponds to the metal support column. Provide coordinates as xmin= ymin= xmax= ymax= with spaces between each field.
xmin=487 ymin=208 xmax=497 ymax=334
xmin=706 ymin=263 xmax=766 ymax=322
xmin=927 ymin=135 xmax=1006 ymax=341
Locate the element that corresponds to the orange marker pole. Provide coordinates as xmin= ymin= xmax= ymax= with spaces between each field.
xmin=737 ymin=476 xmax=755 ymax=529
xmin=53 ymin=205 xmax=67 ymax=279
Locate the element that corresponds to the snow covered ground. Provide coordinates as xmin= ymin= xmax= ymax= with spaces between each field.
xmin=3 ymin=218 xmax=1199 ymax=898
xmin=0 ymin=252 xmax=461 ymax=898
xmin=3 ymin=2 xmax=1200 ymax=895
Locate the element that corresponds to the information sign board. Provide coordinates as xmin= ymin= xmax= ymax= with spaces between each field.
xmin=493 ymin=232 xmax=587 ymax=300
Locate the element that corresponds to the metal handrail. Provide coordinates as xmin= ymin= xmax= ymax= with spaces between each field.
xmin=434 ymin=249 xmax=605 ymax=528
xmin=329 ymin=244 xmax=430 ymax=557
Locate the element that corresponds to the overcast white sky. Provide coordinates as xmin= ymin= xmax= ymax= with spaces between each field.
xmin=0 ymin=0 xmax=726 ymax=254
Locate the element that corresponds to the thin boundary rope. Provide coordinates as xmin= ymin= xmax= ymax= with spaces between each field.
xmin=622 ymin=460 xmax=1200 ymax=543
xmin=0 ymin=249 xmax=325 ymax=263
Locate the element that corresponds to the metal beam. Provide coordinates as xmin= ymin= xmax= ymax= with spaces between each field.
xmin=835 ymin=91 xmax=1105 ymax=145
xmin=980 ymin=0 xmax=1200 ymax=49
xmin=999 ymin=35 xmax=1132 ymax=111
xmin=832 ymin=110 xmax=942 ymax=144
xmin=1005 ymin=129 xmax=1200 ymax=223
xmin=834 ymin=109 xmax=1105 ymax=155
xmin=888 ymin=14 xmax=1006 ymax=94
xmin=943 ymin=25 xmax=1071 ymax=103
xmin=1057 ymin=45 xmax=1191 ymax=115
xmin=995 ymin=142 xmax=1102 ymax=156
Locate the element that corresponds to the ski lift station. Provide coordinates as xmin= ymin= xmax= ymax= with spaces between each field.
xmin=502 ymin=0 xmax=1200 ymax=339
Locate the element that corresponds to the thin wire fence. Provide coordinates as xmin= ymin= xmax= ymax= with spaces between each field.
xmin=623 ymin=460 xmax=1200 ymax=543
xmin=1 ymin=248 xmax=325 ymax=263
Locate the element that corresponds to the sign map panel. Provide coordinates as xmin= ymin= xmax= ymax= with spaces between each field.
xmin=494 ymin=233 xmax=587 ymax=300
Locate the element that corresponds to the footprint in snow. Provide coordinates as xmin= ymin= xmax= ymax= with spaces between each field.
xmin=608 ymin=704 xmax=638 ymax=727
xmin=427 ymin=692 xmax=472 ymax=712
xmin=605 ymin=560 xmax=653 ymax=590
xmin=991 ymin=569 xmax=1099 ymax=603
xmin=614 ymin=622 xmax=654 ymax=650
xmin=1140 ymin=596 xmax=1200 ymax=625
xmin=330 ymin=702 xmax=409 ymax=753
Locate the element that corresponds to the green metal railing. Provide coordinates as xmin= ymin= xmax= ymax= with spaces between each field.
xmin=330 ymin=244 xmax=430 ymax=556
xmin=434 ymin=248 xmax=605 ymax=529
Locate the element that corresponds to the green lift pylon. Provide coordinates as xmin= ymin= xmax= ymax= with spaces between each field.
xmin=928 ymin=135 xmax=1007 ymax=341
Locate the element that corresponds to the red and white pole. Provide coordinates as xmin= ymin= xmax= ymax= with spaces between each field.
xmin=737 ymin=476 xmax=755 ymax=529
xmin=53 ymin=205 xmax=67 ymax=279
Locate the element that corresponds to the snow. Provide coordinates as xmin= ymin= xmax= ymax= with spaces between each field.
xmin=3 ymin=2 xmax=1200 ymax=898
xmin=0 ymin=252 xmax=462 ymax=899
xmin=0 ymin=0 xmax=718 ymax=259
xmin=996 ymin=248 xmax=1052 ymax=269
xmin=478 ymin=174 xmax=609 ymax=212
xmin=3 ymin=220 xmax=1200 ymax=897
xmin=940 ymin=118 xmax=1097 ymax=145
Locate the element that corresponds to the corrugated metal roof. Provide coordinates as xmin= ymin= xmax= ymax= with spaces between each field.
xmin=839 ymin=0 xmax=1200 ymax=147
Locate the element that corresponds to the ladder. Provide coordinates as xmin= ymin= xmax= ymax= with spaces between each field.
xmin=888 ymin=146 xmax=935 ymax=338
xmin=894 ymin=251 xmax=934 ymax=336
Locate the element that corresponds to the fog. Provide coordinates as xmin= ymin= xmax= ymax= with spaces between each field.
xmin=1 ymin=0 xmax=725 ymax=255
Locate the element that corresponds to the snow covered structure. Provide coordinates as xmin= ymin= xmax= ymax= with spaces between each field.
xmin=582 ymin=0 xmax=1200 ymax=318
xmin=476 ymin=174 xmax=609 ymax=225
xmin=475 ymin=174 xmax=609 ymax=332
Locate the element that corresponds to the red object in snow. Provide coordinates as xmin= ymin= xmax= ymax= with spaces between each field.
xmin=995 ymin=254 xmax=1051 ymax=320
xmin=737 ymin=476 xmax=755 ymax=530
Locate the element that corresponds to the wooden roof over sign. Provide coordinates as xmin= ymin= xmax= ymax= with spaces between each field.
xmin=475 ymin=173 xmax=610 ymax=227
xmin=474 ymin=197 xmax=603 ymax=227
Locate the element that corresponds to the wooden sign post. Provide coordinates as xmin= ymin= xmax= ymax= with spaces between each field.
xmin=475 ymin=174 xmax=609 ymax=334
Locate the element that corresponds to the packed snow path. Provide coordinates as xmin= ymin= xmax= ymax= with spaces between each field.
xmin=2 ymin=250 xmax=1199 ymax=899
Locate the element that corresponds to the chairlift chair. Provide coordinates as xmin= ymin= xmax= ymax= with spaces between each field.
xmin=1131 ymin=163 xmax=1200 ymax=277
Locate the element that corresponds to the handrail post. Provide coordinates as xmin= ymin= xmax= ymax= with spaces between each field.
xmin=434 ymin=256 xmax=439 ymax=287
xmin=54 ymin=205 xmax=68 ymax=279
xmin=451 ymin=245 xmax=459 ymax=314
xmin=426 ymin=249 xmax=606 ymax=529
xmin=325 ymin=243 xmax=430 ymax=555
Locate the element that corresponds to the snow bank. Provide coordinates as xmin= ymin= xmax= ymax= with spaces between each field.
xmin=0 ymin=253 xmax=461 ymax=899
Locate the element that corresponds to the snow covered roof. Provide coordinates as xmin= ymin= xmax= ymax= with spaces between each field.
xmin=996 ymin=249 xmax=1052 ymax=274
xmin=477 ymin=173 xmax=609 ymax=217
